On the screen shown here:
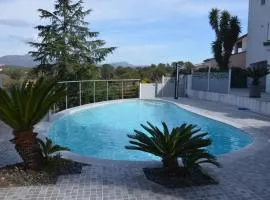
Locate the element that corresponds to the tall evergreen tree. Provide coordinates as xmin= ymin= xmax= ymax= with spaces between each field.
xmin=209 ymin=8 xmax=241 ymax=70
xmin=29 ymin=0 xmax=115 ymax=80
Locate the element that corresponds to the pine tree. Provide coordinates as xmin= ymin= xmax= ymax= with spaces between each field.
xmin=29 ymin=0 xmax=116 ymax=80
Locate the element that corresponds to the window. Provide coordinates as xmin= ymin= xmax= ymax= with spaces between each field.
xmin=261 ymin=0 xmax=266 ymax=5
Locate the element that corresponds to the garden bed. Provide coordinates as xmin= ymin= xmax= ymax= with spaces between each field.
xmin=143 ymin=167 xmax=218 ymax=188
xmin=0 ymin=158 xmax=86 ymax=188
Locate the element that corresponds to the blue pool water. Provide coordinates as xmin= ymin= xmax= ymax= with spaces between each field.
xmin=49 ymin=100 xmax=252 ymax=161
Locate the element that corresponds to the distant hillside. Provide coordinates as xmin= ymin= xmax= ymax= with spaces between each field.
xmin=0 ymin=54 xmax=136 ymax=68
xmin=0 ymin=55 xmax=36 ymax=67
xmin=108 ymin=62 xmax=134 ymax=67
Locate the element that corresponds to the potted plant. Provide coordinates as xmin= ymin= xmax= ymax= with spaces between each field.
xmin=246 ymin=65 xmax=270 ymax=98
xmin=0 ymin=78 xmax=65 ymax=170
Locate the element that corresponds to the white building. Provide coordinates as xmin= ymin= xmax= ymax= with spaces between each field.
xmin=247 ymin=0 xmax=270 ymax=92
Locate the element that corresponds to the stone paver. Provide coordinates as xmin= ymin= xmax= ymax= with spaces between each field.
xmin=0 ymin=98 xmax=270 ymax=200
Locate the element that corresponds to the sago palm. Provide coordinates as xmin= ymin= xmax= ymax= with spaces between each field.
xmin=0 ymin=78 xmax=65 ymax=170
xmin=182 ymin=149 xmax=220 ymax=173
xmin=37 ymin=137 xmax=70 ymax=161
xmin=246 ymin=65 xmax=270 ymax=86
xmin=126 ymin=122 xmax=220 ymax=173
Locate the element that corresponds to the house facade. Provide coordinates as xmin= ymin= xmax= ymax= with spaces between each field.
xmin=247 ymin=0 xmax=270 ymax=92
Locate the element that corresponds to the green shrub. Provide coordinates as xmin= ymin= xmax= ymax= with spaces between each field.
xmin=37 ymin=138 xmax=70 ymax=161
xmin=245 ymin=65 xmax=270 ymax=86
xmin=231 ymin=67 xmax=247 ymax=88
xmin=125 ymin=122 xmax=220 ymax=174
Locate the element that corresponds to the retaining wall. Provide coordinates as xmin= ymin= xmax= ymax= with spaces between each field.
xmin=187 ymin=89 xmax=270 ymax=116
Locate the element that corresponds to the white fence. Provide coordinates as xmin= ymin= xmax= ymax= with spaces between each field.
xmin=191 ymin=70 xmax=231 ymax=94
xmin=140 ymin=70 xmax=232 ymax=100
xmin=140 ymin=76 xmax=186 ymax=99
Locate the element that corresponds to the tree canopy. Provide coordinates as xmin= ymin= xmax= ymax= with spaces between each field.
xmin=29 ymin=0 xmax=116 ymax=80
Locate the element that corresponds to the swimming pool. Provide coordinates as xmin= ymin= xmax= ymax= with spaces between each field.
xmin=49 ymin=100 xmax=252 ymax=161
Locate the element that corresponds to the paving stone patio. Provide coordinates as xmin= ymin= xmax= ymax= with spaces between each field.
xmin=0 ymin=98 xmax=270 ymax=200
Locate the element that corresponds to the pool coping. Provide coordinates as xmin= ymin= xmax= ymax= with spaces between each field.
xmin=35 ymin=98 xmax=269 ymax=168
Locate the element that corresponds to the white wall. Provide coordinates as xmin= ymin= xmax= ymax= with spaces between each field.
xmin=247 ymin=0 xmax=270 ymax=92
xmin=188 ymin=89 xmax=270 ymax=116
xmin=140 ymin=83 xmax=176 ymax=99
xmin=267 ymin=53 xmax=270 ymax=93
xmin=242 ymin=37 xmax=248 ymax=52
xmin=247 ymin=0 xmax=270 ymax=66
xmin=140 ymin=84 xmax=156 ymax=99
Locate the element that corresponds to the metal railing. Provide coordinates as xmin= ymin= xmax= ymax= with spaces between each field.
xmin=56 ymin=79 xmax=140 ymax=112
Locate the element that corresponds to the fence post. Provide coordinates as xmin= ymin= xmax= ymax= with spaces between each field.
xmin=93 ymin=81 xmax=96 ymax=103
xmin=65 ymin=83 xmax=68 ymax=110
xmin=0 ymin=73 xmax=3 ymax=88
xmin=174 ymin=65 xmax=179 ymax=99
xmin=53 ymin=86 xmax=56 ymax=113
xmin=228 ymin=68 xmax=232 ymax=94
xmin=207 ymin=66 xmax=211 ymax=91
xmin=79 ymin=82 xmax=82 ymax=106
xmin=106 ymin=81 xmax=109 ymax=100
xmin=139 ymin=82 xmax=141 ymax=99
xmin=161 ymin=77 xmax=164 ymax=97
xmin=122 ymin=81 xmax=124 ymax=99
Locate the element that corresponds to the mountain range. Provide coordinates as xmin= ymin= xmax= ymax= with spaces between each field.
xmin=0 ymin=55 xmax=36 ymax=67
xmin=0 ymin=55 xmax=134 ymax=68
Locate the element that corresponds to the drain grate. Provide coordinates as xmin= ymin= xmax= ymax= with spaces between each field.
xmin=238 ymin=107 xmax=249 ymax=111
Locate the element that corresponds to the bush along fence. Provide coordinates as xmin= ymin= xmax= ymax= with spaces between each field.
xmin=231 ymin=67 xmax=247 ymax=88
xmin=191 ymin=68 xmax=231 ymax=94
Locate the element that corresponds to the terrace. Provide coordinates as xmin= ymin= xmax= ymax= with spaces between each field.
xmin=0 ymin=0 xmax=270 ymax=199
xmin=1 ymin=97 xmax=270 ymax=200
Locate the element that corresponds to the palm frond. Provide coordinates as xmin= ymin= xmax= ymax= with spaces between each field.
xmin=0 ymin=78 xmax=65 ymax=131
xmin=37 ymin=137 xmax=70 ymax=159
xmin=126 ymin=122 xmax=220 ymax=171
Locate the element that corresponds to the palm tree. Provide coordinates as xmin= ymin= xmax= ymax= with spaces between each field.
xmin=0 ymin=78 xmax=65 ymax=170
xmin=125 ymin=122 xmax=220 ymax=174
xmin=209 ymin=8 xmax=241 ymax=70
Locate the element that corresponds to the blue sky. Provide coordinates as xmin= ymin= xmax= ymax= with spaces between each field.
xmin=0 ymin=0 xmax=248 ymax=65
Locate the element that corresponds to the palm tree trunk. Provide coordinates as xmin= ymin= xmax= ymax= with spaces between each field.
xmin=11 ymin=131 xmax=44 ymax=171
xmin=162 ymin=157 xmax=179 ymax=174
